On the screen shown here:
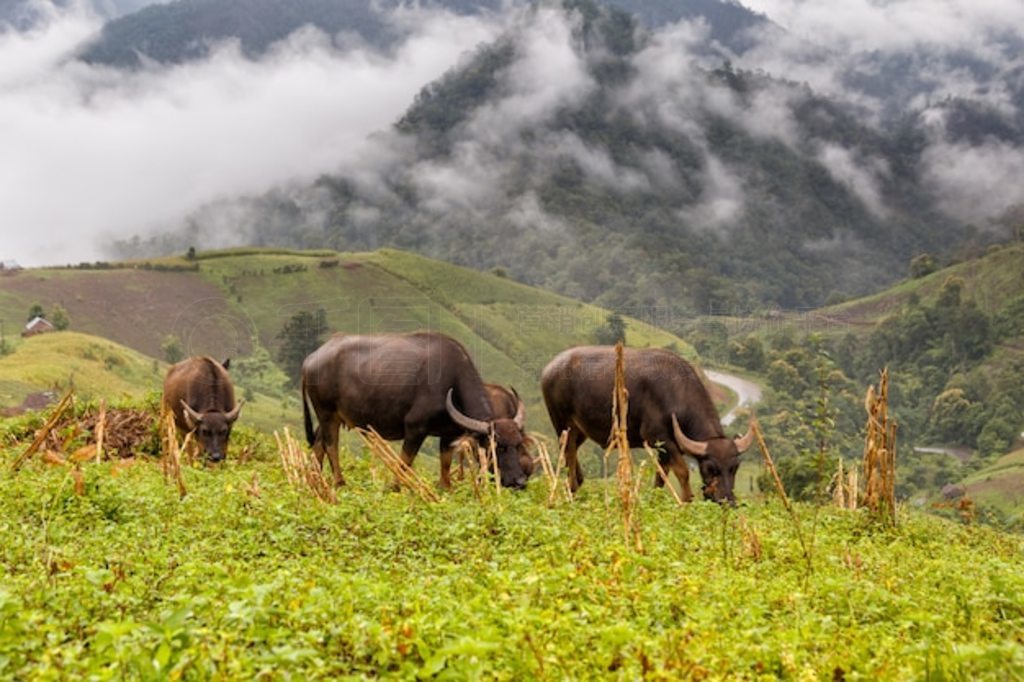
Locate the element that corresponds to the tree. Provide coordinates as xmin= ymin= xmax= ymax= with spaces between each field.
xmin=910 ymin=253 xmax=937 ymax=279
xmin=161 ymin=334 xmax=184 ymax=364
xmin=186 ymin=246 xmax=197 ymax=261
xmin=593 ymin=312 xmax=626 ymax=346
xmin=26 ymin=303 xmax=44 ymax=322
xmin=728 ymin=335 xmax=765 ymax=371
xmin=277 ymin=308 xmax=328 ymax=385
xmin=928 ymin=388 xmax=973 ymax=444
xmin=50 ymin=304 xmax=70 ymax=331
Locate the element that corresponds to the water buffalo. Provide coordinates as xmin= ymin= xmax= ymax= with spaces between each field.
xmin=301 ymin=332 xmax=530 ymax=490
xmin=162 ymin=356 xmax=243 ymax=463
xmin=540 ymin=346 xmax=753 ymax=503
xmin=481 ymin=383 xmax=533 ymax=479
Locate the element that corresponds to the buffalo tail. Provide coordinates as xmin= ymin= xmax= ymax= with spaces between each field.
xmin=302 ymin=377 xmax=316 ymax=447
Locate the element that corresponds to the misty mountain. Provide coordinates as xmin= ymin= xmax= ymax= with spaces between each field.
xmin=604 ymin=0 xmax=770 ymax=52
xmin=114 ymin=0 xmax=1009 ymax=314
xmin=0 ymin=0 xmax=155 ymax=29
xmin=77 ymin=0 xmax=766 ymax=67
xmin=78 ymin=0 xmax=506 ymax=66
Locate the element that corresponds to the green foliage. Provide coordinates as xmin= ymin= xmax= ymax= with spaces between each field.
xmin=26 ymin=303 xmax=44 ymax=322
xmin=910 ymin=253 xmax=938 ymax=278
xmin=276 ymin=309 xmax=328 ymax=386
xmin=231 ymin=341 xmax=291 ymax=399
xmin=593 ymin=312 xmax=627 ymax=345
xmin=728 ymin=335 xmax=766 ymax=371
xmin=0 ymin=441 xmax=1021 ymax=678
xmin=50 ymin=304 xmax=70 ymax=331
xmin=689 ymin=320 xmax=729 ymax=364
xmin=160 ymin=335 xmax=184 ymax=365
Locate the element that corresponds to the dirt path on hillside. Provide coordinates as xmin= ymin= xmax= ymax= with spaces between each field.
xmin=705 ymin=370 xmax=763 ymax=426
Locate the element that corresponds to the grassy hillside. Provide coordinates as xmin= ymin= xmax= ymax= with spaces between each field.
xmin=0 ymin=248 xmax=700 ymax=452
xmin=823 ymin=243 xmax=1024 ymax=328
xmin=960 ymin=448 xmax=1024 ymax=520
xmin=0 ymin=332 xmax=162 ymax=407
xmin=0 ymin=331 xmax=293 ymax=433
xmin=0 ymin=444 xmax=1021 ymax=678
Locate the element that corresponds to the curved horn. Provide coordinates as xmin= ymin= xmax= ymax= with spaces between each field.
xmin=446 ymin=389 xmax=490 ymax=434
xmin=672 ymin=414 xmax=709 ymax=457
xmin=733 ymin=421 xmax=754 ymax=453
xmin=225 ymin=399 xmax=244 ymax=423
xmin=180 ymin=400 xmax=203 ymax=428
xmin=511 ymin=387 xmax=526 ymax=430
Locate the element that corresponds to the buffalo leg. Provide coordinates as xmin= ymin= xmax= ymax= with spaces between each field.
xmin=389 ymin=432 xmax=427 ymax=492
xmin=668 ymin=454 xmax=693 ymax=502
xmin=438 ymin=436 xmax=457 ymax=490
xmin=563 ymin=427 xmax=586 ymax=493
xmin=314 ymin=413 xmax=346 ymax=487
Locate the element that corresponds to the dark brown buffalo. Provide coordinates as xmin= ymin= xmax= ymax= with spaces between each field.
xmin=483 ymin=383 xmax=533 ymax=479
xmin=540 ymin=346 xmax=753 ymax=503
xmin=301 ymin=332 xmax=530 ymax=489
xmin=162 ymin=356 xmax=243 ymax=463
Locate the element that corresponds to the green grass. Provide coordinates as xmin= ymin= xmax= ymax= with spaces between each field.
xmin=0 ymin=332 xmax=163 ymax=405
xmin=823 ymin=243 xmax=1024 ymax=327
xmin=961 ymin=449 xmax=1024 ymax=517
xmin=0 ymin=438 xmax=1022 ymax=679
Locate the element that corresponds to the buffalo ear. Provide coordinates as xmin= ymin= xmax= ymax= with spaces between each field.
xmin=221 ymin=358 xmax=231 ymax=370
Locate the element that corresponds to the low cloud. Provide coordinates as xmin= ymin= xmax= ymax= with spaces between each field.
xmin=817 ymin=145 xmax=888 ymax=217
xmin=742 ymin=0 xmax=1024 ymax=54
xmin=0 ymin=4 xmax=502 ymax=265
xmin=922 ymin=139 xmax=1024 ymax=224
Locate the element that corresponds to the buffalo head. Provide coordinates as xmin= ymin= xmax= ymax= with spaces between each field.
xmin=672 ymin=414 xmax=753 ymax=505
xmin=446 ymin=389 xmax=529 ymax=490
xmin=181 ymin=399 xmax=243 ymax=463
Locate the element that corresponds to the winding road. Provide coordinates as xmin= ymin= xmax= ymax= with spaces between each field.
xmin=706 ymin=369 xmax=763 ymax=426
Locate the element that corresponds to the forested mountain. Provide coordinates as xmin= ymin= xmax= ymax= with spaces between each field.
xmin=114 ymin=0 xmax=997 ymax=314
xmin=604 ymin=0 xmax=769 ymax=52
xmin=77 ymin=0 xmax=766 ymax=67
xmin=76 ymin=0 xmax=1021 ymax=315
xmin=0 ymin=0 xmax=153 ymax=29
xmin=78 ymin=0 xmax=508 ymax=66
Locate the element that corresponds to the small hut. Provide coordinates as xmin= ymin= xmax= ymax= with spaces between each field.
xmin=22 ymin=316 xmax=55 ymax=337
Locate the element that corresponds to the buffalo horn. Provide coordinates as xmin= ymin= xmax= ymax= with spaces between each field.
xmin=672 ymin=414 xmax=709 ymax=457
xmin=734 ymin=422 xmax=754 ymax=453
xmin=511 ymin=387 xmax=526 ymax=430
xmin=225 ymin=399 xmax=245 ymax=423
xmin=446 ymin=389 xmax=490 ymax=434
xmin=180 ymin=400 xmax=204 ymax=427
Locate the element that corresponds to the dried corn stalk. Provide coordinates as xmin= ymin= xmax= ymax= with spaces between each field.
xmin=862 ymin=369 xmax=897 ymax=527
xmin=276 ymin=427 xmax=337 ymax=504
xmin=11 ymin=391 xmax=75 ymax=471
xmin=357 ymin=427 xmax=439 ymax=503
xmin=607 ymin=342 xmax=643 ymax=552
xmin=161 ymin=410 xmax=188 ymax=499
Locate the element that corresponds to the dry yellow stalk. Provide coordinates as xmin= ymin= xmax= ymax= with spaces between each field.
xmin=357 ymin=427 xmax=439 ymax=503
xmin=11 ymin=391 xmax=75 ymax=471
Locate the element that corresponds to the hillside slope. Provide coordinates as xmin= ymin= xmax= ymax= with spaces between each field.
xmin=0 ymin=248 xmax=698 ymax=436
xmin=0 ymin=331 xmax=162 ymax=408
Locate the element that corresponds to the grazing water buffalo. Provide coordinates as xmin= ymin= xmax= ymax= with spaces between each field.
xmin=301 ymin=332 xmax=530 ymax=489
xmin=482 ymin=383 xmax=533 ymax=479
xmin=540 ymin=346 xmax=753 ymax=503
xmin=162 ymin=356 xmax=243 ymax=463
